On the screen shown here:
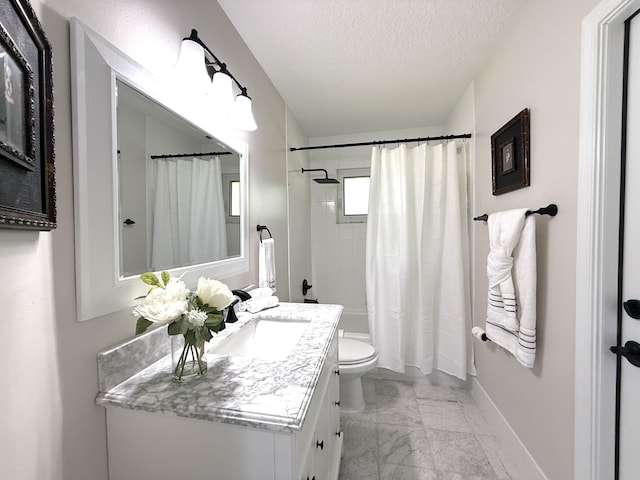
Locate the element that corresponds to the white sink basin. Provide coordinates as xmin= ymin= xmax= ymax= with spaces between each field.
xmin=211 ymin=317 xmax=311 ymax=360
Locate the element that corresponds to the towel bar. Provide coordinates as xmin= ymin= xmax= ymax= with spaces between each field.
xmin=256 ymin=224 xmax=272 ymax=242
xmin=473 ymin=203 xmax=558 ymax=222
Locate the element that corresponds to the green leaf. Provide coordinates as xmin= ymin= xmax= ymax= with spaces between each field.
xmin=205 ymin=313 xmax=223 ymax=330
xmin=202 ymin=305 xmax=221 ymax=315
xmin=167 ymin=317 xmax=187 ymax=336
xmin=135 ymin=317 xmax=153 ymax=335
xmin=161 ymin=271 xmax=170 ymax=286
xmin=201 ymin=326 xmax=213 ymax=343
xmin=140 ymin=272 xmax=161 ymax=287
xmin=184 ymin=329 xmax=197 ymax=346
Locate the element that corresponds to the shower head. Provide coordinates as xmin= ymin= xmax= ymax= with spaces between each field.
xmin=314 ymin=177 xmax=340 ymax=184
xmin=301 ymin=168 xmax=340 ymax=184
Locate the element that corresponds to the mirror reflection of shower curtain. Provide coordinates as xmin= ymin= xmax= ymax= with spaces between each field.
xmin=149 ymin=156 xmax=227 ymax=271
xmin=366 ymin=141 xmax=471 ymax=380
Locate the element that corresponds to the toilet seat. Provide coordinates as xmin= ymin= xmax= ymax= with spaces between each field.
xmin=339 ymin=338 xmax=376 ymax=365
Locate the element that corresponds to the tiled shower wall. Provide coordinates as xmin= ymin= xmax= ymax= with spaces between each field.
xmin=307 ymin=127 xmax=444 ymax=314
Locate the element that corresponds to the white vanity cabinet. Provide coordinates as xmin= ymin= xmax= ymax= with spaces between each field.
xmin=298 ymin=333 xmax=341 ymax=480
xmin=103 ymin=329 xmax=342 ymax=480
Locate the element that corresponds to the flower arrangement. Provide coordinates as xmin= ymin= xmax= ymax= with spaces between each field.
xmin=133 ymin=271 xmax=234 ymax=381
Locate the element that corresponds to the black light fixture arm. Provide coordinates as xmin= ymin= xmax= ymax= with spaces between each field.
xmin=185 ymin=29 xmax=248 ymax=94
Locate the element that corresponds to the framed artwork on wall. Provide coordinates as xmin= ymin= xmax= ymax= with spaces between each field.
xmin=491 ymin=108 xmax=530 ymax=196
xmin=0 ymin=0 xmax=56 ymax=230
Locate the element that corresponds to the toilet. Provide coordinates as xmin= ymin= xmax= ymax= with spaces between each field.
xmin=338 ymin=336 xmax=378 ymax=414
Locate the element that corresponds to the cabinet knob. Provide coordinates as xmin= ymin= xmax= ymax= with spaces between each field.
xmin=316 ymin=440 xmax=324 ymax=450
xmin=336 ymin=431 xmax=342 ymax=437
xmin=334 ymin=400 xmax=340 ymax=406
xmin=334 ymin=369 xmax=340 ymax=375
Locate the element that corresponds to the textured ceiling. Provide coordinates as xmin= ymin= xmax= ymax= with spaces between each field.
xmin=217 ymin=0 xmax=528 ymax=137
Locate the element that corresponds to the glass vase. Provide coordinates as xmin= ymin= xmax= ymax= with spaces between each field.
xmin=170 ymin=334 xmax=207 ymax=382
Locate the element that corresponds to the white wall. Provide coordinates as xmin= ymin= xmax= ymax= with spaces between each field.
xmin=0 ymin=1 xmax=293 ymax=479
xmin=471 ymin=1 xmax=599 ymax=479
xmin=286 ymin=109 xmax=312 ymax=303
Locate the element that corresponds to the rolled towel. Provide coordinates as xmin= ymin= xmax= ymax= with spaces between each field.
xmin=239 ymin=296 xmax=279 ymax=313
xmin=247 ymin=287 xmax=273 ymax=300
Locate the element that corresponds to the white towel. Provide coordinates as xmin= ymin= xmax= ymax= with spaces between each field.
xmin=239 ymin=296 xmax=279 ymax=313
xmin=485 ymin=209 xmax=537 ymax=368
xmin=247 ymin=287 xmax=273 ymax=299
xmin=259 ymin=238 xmax=276 ymax=292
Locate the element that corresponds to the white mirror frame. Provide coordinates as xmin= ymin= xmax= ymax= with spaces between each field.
xmin=70 ymin=18 xmax=249 ymax=321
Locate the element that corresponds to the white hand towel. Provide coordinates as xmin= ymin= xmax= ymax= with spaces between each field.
xmin=485 ymin=209 xmax=537 ymax=368
xmin=239 ymin=296 xmax=279 ymax=313
xmin=259 ymin=238 xmax=276 ymax=292
xmin=247 ymin=287 xmax=273 ymax=299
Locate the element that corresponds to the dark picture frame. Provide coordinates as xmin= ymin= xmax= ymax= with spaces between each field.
xmin=0 ymin=0 xmax=56 ymax=230
xmin=491 ymin=109 xmax=530 ymax=196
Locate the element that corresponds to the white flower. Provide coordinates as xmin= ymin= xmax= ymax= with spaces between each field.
xmin=186 ymin=309 xmax=207 ymax=328
xmin=196 ymin=277 xmax=233 ymax=310
xmin=133 ymin=279 xmax=188 ymax=325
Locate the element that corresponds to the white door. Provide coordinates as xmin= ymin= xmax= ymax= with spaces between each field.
xmin=614 ymin=10 xmax=640 ymax=480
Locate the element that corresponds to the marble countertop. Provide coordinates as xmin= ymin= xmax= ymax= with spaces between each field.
xmin=96 ymin=302 xmax=342 ymax=433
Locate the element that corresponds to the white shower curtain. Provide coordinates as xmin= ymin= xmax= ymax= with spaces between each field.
xmin=149 ymin=156 xmax=227 ymax=271
xmin=365 ymin=141 xmax=471 ymax=380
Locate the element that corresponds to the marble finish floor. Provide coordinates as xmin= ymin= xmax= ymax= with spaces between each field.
xmin=338 ymin=372 xmax=518 ymax=480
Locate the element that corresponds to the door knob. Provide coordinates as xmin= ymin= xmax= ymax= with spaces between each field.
xmin=624 ymin=299 xmax=640 ymax=319
xmin=610 ymin=340 xmax=640 ymax=367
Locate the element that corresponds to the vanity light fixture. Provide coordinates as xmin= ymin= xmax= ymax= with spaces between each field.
xmin=174 ymin=29 xmax=257 ymax=131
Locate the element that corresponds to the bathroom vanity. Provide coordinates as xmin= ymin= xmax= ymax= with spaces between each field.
xmin=96 ymin=303 xmax=342 ymax=480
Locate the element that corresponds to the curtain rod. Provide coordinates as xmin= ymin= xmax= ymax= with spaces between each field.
xmin=289 ymin=133 xmax=472 ymax=152
xmin=149 ymin=151 xmax=233 ymax=159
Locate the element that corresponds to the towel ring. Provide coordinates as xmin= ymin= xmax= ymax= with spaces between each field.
xmin=256 ymin=224 xmax=272 ymax=243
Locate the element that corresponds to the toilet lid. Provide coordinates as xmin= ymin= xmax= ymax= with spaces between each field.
xmin=339 ymin=338 xmax=376 ymax=365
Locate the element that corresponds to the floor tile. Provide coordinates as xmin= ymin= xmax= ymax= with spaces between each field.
xmin=427 ymin=429 xmax=495 ymax=478
xmin=377 ymin=423 xmax=435 ymax=470
xmin=376 ymin=394 xmax=423 ymax=427
xmin=376 ymin=378 xmax=416 ymax=397
xmin=461 ymin=402 xmax=492 ymax=435
xmin=417 ymin=399 xmax=473 ymax=433
xmin=475 ymin=433 xmax=515 ymax=480
xmin=451 ymin=386 xmax=474 ymax=404
xmin=339 ymin=373 xmax=517 ymax=480
xmin=339 ymin=449 xmax=380 ymax=480
xmin=413 ymin=382 xmax=458 ymax=402
xmin=341 ymin=419 xmax=378 ymax=459
xmin=379 ymin=463 xmax=439 ymax=480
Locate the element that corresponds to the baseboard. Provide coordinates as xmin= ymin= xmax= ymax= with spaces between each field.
xmin=471 ymin=378 xmax=549 ymax=480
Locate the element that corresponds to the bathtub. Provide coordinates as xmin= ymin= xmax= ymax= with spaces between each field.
xmin=338 ymin=310 xmax=371 ymax=342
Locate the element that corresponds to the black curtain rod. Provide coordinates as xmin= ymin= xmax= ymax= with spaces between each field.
xmin=149 ymin=151 xmax=233 ymax=159
xmin=473 ymin=204 xmax=558 ymax=222
xmin=289 ymin=133 xmax=472 ymax=152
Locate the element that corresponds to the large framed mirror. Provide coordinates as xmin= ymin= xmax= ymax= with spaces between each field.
xmin=70 ymin=18 xmax=249 ymax=321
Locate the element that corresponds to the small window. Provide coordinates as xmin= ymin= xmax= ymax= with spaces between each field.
xmin=222 ymin=174 xmax=240 ymax=223
xmin=337 ymin=167 xmax=370 ymax=223
xmin=230 ymin=180 xmax=240 ymax=217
